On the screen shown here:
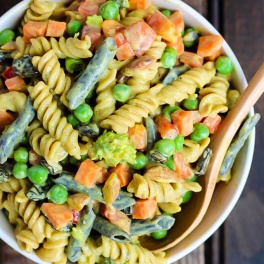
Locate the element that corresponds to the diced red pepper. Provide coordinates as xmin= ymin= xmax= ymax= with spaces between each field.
xmin=2 ymin=67 xmax=16 ymax=80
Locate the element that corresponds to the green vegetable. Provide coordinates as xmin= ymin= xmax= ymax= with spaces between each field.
xmin=151 ymin=229 xmax=168 ymax=240
xmin=130 ymin=152 xmax=148 ymax=170
xmin=27 ymin=165 xmax=49 ymax=186
xmin=215 ymin=56 xmax=234 ymax=75
xmin=161 ymin=47 xmax=177 ymax=69
xmin=161 ymin=10 xmax=171 ymax=18
xmin=186 ymin=175 xmax=197 ymax=182
xmin=13 ymin=147 xmax=29 ymax=163
xmin=182 ymin=97 xmax=198 ymax=110
xmin=67 ymin=114 xmax=80 ymax=128
xmin=113 ymin=0 xmax=129 ymax=8
xmin=181 ymin=191 xmax=193 ymax=203
xmin=86 ymin=15 xmax=103 ymax=27
xmin=0 ymin=29 xmax=15 ymax=46
xmin=99 ymin=1 xmax=119 ymax=20
xmin=183 ymin=27 xmax=199 ymax=48
xmin=74 ymin=103 xmax=93 ymax=124
xmin=66 ymin=20 xmax=83 ymax=37
xmin=94 ymin=131 xmax=137 ymax=167
xmin=162 ymin=105 xmax=180 ymax=121
xmin=47 ymin=184 xmax=68 ymax=204
xmin=65 ymin=58 xmax=85 ymax=74
xmin=154 ymin=139 xmax=175 ymax=157
xmin=12 ymin=163 xmax=28 ymax=179
xmin=164 ymin=156 xmax=175 ymax=170
xmin=190 ymin=123 xmax=209 ymax=142
xmin=174 ymin=134 xmax=184 ymax=151
xmin=112 ymin=84 xmax=131 ymax=103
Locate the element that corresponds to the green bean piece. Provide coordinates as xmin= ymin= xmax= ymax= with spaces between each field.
xmin=0 ymin=29 xmax=15 ymax=46
xmin=216 ymin=56 xmax=234 ymax=75
xmin=181 ymin=191 xmax=193 ymax=203
xmin=174 ymin=134 xmax=184 ymax=151
xmin=74 ymin=103 xmax=93 ymax=124
xmin=12 ymin=163 xmax=28 ymax=179
xmin=27 ymin=165 xmax=49 ymax=186
xmin=67 ymin=114 xmax=80 ymax=128
xmin=13 ymin=147 xmax=29 ymax=163
xmin=154 ymin=139 xmax=175 ymax=157
xmin=47 ymin=184 xmax=68 ymax=204
xmin=162 ymin=64 xmax=190 ymax=86
xmin=161 ymin=47 xmax=177 ymax=69
xmin=112 ymin=84 xmax=131 ymax=103
xmin=162 ymin=105 xmax=181 ymax=121
xmin=151 ymin=229 xmax=168 ymax=239
xmin=67 ymin=37 xmax=117 ymax=110
xmin=66 ymin=20 xmax=83 ymax=37
xmin=190 ymin=123 xmax=209 ymax=142
xmin=161 ymin=10 xmax=171 ymax=18
xmin=129 ymin=152 xmax=148 ymax=170
xmin=65 ymin=58 xmax=85 ymax=74
xmin=99 ymin=1 xmax=119 ymax=20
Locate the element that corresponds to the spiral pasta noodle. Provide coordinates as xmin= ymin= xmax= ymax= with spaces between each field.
xmin=28 ymin=81 xmax=81 ymax=159
xmin=16 ymin=227 xmax=40 ymax=252
xmin=11 ymin=36 xmax=31 ymax=59
xmin=157 ymin=61 xmax=216 ymax=105
xmin=27 ymin=120 xmax=68 ymax=167
xmin=32 ymin=50 xmax=72 ymax=107
xmin=144 ymin=36 xmax=167 ymax=60
xmin=30 ymin=36 xmax=92 ymax=59
xmin=198 ymin=75 xmax=230 ymax=117
xmin=0 ymin=91 xmax=27 ymax=114
xmin=93 ymin=68 xmax=117 ymax=123
xmin=0 ymin=177 xmax=29 ymax=193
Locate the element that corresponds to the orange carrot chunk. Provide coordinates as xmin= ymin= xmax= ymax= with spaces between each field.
xmin=173 ymin=152 xmax=194 ymax=179
xmin=109 ymin=162 xmax=132 ymax=187
xmin=46 ymin=20 xmax=66 ymax=37
xmin=116 ymin=42 xmax=135 ymax=61
xmin=0 ymin=110 xmax=17 ymax=131
xmin=128 ymin=124 xmax=147 ymax=151
xmin=129 ymin=0 xmax=151 ymax=10
xmin=23 ymin=21 xmax=48 ymax=43
xmin=132 ymin=198 xmax=157 ymax=219
xmin=180 ymin=51 xmax=204 ymax=68
xmin=155 ymin=115 xmax=179 ymax=140
xmin=202 ymin=114 xmax=222 ymax=134
xmin=5 ymin=76 xmax=27 ymax=92
xmin=166 ymin=36 xmax=185 ymax=55
xmin=74 ymin=158 xmax=102 ymax=188
xmin=197 ymin=35 xmax=223 ymax=57
xmin=169 ymin=10 xmax=185 ymax=35
xmin=40 ymin=203 xmax=73 ymax=230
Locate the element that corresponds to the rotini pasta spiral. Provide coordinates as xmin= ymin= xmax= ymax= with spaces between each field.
xmin=28 ymin=81 xmax=81 ymax=159
xmin=158 ymin=197 xmax=183 ymax=214
xmin=93 ymin=68 xmax=117 ymax=123
xmin=157 ymin=61 xmax=216 ymax=105
xmin=95 ymin=236 xmax=166 ymax=264
xmin=11 ymin=36 xmax=31 ymax=59
xmin=0 ymin=177 xmax=29 ymax=193
xmin=65 ymin=10 xmax=82 ymax=22
xmin=100 ymin=84 xmax=163 ymax=133
xmin=16 ymin=227 xmax=40 ymax=252
xmin=198 ymin=75 xmax=230 ymax=117
xmin=32 ymin=50 xmax=72 ymax=107
xmin=0 ymin=91 xmax=27 ymax=114
xmin=144 ymin=36 xmax=166 ymax=60
xmin=27 ymin=120 xmax=68 ymax=167
xmin=36 ymin=230 xmax=70 ymax=264
xmin=30 ymin=36 xmax=92 ymax=59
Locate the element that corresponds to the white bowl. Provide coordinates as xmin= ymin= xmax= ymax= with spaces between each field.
xmin=0 ymin=0 xmax=255 ymax=263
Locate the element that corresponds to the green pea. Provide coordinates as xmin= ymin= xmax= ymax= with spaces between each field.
xmin=130 ymin=152 xmax=148 ymax=170
xmin=181 ymin=191 xmax=193 ymax=203
xmin=215 ymin=56 xmax=234 ymax=75
xmin=47 ymin=184 xmax=68 ymax=204
xmin=186 ymin=175 xmax=197 ymax=182
xmin=151 ymin=229 xmax=168 ymax=240
xmin=27 ymin=165 xmax=49 ymax=186
xmin=164 ymin=156 xmax=175 ymax=170
xmin=112 ymin=84 xmax=131 ymax=103
xmin=99 ymin=1 xmax=119 ymax=20
xmin=161 ymin=47 xmax=177 ymax=69
xmin=66 ymin=20 xmax=83 ymax=37
xmin=174 ymin=134 xmax=184 ymax=151
xmin=67 ymin=113 xmax=80 ymax=128
xmin=162 ymin=105 xmax=180 ymax=121
xmin=183 ymin=28 xmax=199 ymax=48
xmin=190 ymin=123 xmax=209 ymax=142
xmin=182 ymin=98 xmax=198 ymax=110
xmin=154 ymin=139 xmax=175 ymax=157
xmin=74 ymin=103 xmax=93 ymax=124
xmin=161 ymin=10 xmax=171 ymax=18
xmin=0 ymin=29 xmax=15 ymax=46
xmin=12 ymin=163 xmax=28 ymax=179
xmin=65 ymin=58 xmax=85 ymax=74
xmin=13 ymin=147 xmax=29 ymax=163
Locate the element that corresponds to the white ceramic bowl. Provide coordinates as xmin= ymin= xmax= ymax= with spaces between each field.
xmin=0 ymin=0 xmax=255 ymax=263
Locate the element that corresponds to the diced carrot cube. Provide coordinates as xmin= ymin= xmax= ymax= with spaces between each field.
xmin=180 ymin=51 xmax=204 ymax=68
xmin=202 ymin=114 xmax=222 ymax=134
xmin=197 ymin=35 xmax=223 ymax=57
xmin=109 ymin=162 xmax=132 ymax=187
xmin=132 ymin=198 xmax=157 ymax=219
xmin=128 ymin=124 xmax=147 ymax=151
xmin=155 ymin=115 xmax=179 ymax=140
xmin=46 ymin=20 xmax=66 ymax=37
xmin=5 ymin=76 xmax=27 ymax=92
xmin=169 ymin=10 xmax=185 ymax=35
xmin=116 ymin=42 xmax=135 ymax=61
xmin=114 ymin=32 xmax=127 ymax=47
xmin=23 ymin=21 xmax=48 ymax=43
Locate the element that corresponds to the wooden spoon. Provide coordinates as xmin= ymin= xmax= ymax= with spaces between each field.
xmin=140 ymin=63 xmax=264 ymax=251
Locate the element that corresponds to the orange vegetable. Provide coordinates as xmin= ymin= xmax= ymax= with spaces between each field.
xmin=74 ymin=158 xmax=102 ymax=188
xmin=190 ymin=110 xmax=203 ymax=124
xmin=0 ymin=110 xmax=17 ymax=131
xmin=46 ymin=20 xmax=66 ymax=37
xmin=40 ymin=203 xmax=73 ymax=230
xmin=129 ymin=0 xmax=151 ymax=10
xmin=202 ymin=114 xmax=222 ymax=134
xmin=171 ymin=109 xmax=194 ymax=137
xmin=166 ymin=36 xmax=184 ymax=55
xmin=67 ymin=193 xmax=90 ymax=211
xmin=101 ymin=205 xmax=131 ymax=233
xmin=128 ymin=124 xmax=147 ymax=151
xmin=78 ymin=0 xmax=105 ymax=17
xmin=132 ymin=198 xmax=157 ymax=219
xmin=206 ymin=48 xmax=221 ymax=61
xmin=180 ymin=51 xmax=204 ymax=68
xmin=146 ymin=10 xmax=178 ymax=43
xmin=124 ymin=20 xmax=156 ymax=56
xmin=23 ymin=21 xmax=48 ymax=43
xmin=197 ymin=35 xmax=223 ymax=57
xmin=102 ymin=20 xmax=125 ymax=37
xmin=116 ymin=42 xmax=135 ymax=61
xmin=5 ymin=76 xmax=27 ymax=92
xmin=155 ymin=114 xmax=178 ymax=140
xmin=109 ymin=162 xmax=132 ymax=187
xmin=81 ymin=25 xmax=102 ymax=51
xmin=95 ymin=167 xmax=109 ymax=183
xmin=169 ymin=10 xmax=185 ymax=35
xmin=114 ymin=32 xmax=127 ymax=47
xmin=173 ymin=152 xmax=193 ymax=179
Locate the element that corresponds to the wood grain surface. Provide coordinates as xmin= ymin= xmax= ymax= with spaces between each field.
xmin=0 ymin=0 xmax=263 ymax=264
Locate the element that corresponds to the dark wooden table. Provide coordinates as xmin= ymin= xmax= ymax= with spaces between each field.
xmin=0 ymin=0 xmax=264 ymax=263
